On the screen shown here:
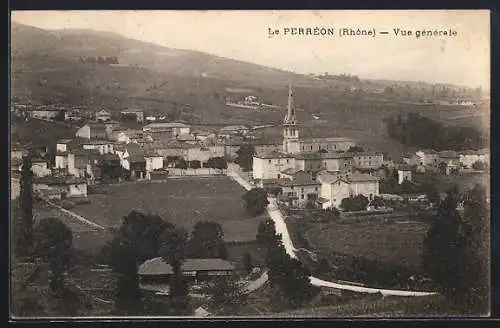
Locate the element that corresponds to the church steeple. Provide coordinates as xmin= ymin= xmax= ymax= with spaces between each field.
xmin=284 ymin=84 xmax=296 ymax=124
xmin=283 ymin=84 xmax=299 ymax=153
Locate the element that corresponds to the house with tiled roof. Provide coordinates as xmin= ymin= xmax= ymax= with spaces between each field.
xmin=75 ymin=122 xmax=108 ymax=140
xmin=317 ymin=172 xmax=380 ymax=209
xmin=95 ymin=109 xmax=112 ymax=122
xmin=138 ymin=257 xmax=236 ymax=284
xmin=81 ymin=139 xmax=115 ymax=154
xmin=35 ymin=175 xmax=88 ymax=198
xmin=253 ymin=151 xmax=295 ymax=180
xmin=67 ymin=149 xmax=100 ymax=179
xmin=415 ymin=149 xmax=440 ymax=166
xmin=278 ymin=170 xmax=321 ymax=208
xmin=350 ymin=151 xmax=384 ymax=170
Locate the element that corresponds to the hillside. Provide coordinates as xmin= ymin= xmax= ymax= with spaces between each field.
xmin=11 ymin=22 xmax=323 ymax=88
xmin=10 ymin=22 xmax=488 ymax=155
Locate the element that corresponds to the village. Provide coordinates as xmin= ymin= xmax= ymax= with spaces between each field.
xmin=11 ymin=84 xmax=489 ymax=210
xmin=10 ymin=82 xmax=490 ymax=317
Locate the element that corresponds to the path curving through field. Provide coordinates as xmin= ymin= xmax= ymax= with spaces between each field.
xmin=227 ymin=169 xmax=437 ymax=297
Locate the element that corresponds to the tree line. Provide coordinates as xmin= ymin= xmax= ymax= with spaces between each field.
xmin=385 ymin=112 xmax=487 ymax=151
xmin=77 ymin=56 xmax=119 ymax=65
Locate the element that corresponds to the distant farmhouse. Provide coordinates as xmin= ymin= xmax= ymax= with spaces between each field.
xmin=95 ymin=109 xmax=112 ymax=122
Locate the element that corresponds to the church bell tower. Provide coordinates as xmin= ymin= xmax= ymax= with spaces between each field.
xmin=283 ymin=84 xmax=299 ymax=153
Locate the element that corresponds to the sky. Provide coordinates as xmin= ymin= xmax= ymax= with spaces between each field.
xmin=11 ymin=10 xmax=490 ymax=89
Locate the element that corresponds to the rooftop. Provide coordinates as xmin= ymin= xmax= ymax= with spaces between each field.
xmin=144 ymin=122 xmax=189 ymax=129
xmin=295 ymin=151 xmax=354 ymax=160
xmin=417 ymin=149 xmax=438 ymax=155
xmin=35 ymin=175 xmax=87 ymax=186
xmin=319 ymin=172 xmax=379 ymax=184
xmin=280 ymin=172 xmax=320 ymax=186
xmin=138 ymin=257 xmax=235 ymax=276
xmin=439 ymin=150 xmax=459 ymax=158
xmin=301 ymin=137 xmax=355 ymax=143
xmin=220 ymin=125 xmax=250 ymax=132
xmin=57 ymin=139 xmax=73 ymax=144
xmin=254 ymin=150 xmax=294 ymax=159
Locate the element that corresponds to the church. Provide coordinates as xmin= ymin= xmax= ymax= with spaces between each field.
xmin=281 ymin=85 xmax=356 ymax=154
xmin=252 ymin=85 xmax=380 ymax=209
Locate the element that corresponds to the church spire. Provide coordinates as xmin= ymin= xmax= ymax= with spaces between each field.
xmin=285 ymin=84 xmax=296 ymax=124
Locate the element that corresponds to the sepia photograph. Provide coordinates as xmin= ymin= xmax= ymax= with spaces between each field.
xmin=9 ymin=10 xmax=490 ymax=318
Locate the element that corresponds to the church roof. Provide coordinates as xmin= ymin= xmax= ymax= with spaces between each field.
xmin=295 ymin=151 xmax=354 ymax=160
xmin=301 ymin=137 xmax=355 ymax=143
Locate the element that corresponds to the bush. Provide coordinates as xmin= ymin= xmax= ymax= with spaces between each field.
xmin=340 ymin=195 xmax=369 ymax=212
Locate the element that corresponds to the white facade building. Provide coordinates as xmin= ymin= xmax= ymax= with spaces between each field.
xmin=318 ymin=172 xmax=380 ymax=209
xmin=253 ymin=151 xmax=296 ymax=180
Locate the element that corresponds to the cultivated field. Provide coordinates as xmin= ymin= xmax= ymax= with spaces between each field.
xmin=305 ymin=216 xmax=430 ymax=271
xmin=72 ymin=177 xmax=265 ymax=243
xmin=33 ymin=202 xmax=113 ymax=253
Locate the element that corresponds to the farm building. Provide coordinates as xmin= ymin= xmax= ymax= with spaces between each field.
xmin=120 ymin=109 xmax=144 ymax=123
xmin=95 ymin=109 xmax=112 ymax=122
xmin=76 ymin=123 xmax=108 ymax=140
xmin=27 ymin=106 xmax=65 ymax=120
xmin=35 ymin=176 xmax=88 ymax=198
xmin=138 ymin=257 xmax=236 ymax=284
xmin=143 ymin=122 xmax=190 ymax=137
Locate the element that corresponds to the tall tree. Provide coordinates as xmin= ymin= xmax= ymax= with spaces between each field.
xmin=111 ymin=236 xmax=144 ymax=314
xmin=33 ymin=218 xmax=73 ymax=297
xmin=100 ymin=211 xmax=171 ymax=314
xmin=242 ymin=188 xmax=269 ymax=216
xmin=187 ymin=221 xmax=226 ymax=259
xmin=159 ymin=226 xmax=190 ymax=314
xmin=235 ymin=144 xmax=255 ymax=172
xmin=17 ymin=155 xmax=34 ymax=257
xmin=422 ymin=185 xmax=489 ymax=314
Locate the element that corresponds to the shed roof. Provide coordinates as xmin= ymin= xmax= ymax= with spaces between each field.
xmin=138 ymin=257 xmax=235 ymax=276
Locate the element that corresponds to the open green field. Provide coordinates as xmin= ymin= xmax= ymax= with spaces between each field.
xmin=305 ymin=216 xmax=430 ymax=271
xmin=71 ymin=177 xmax=264 ymax=243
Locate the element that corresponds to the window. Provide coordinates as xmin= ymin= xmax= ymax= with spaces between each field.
xmin=315 ymin=187 xmax=318 ymax=192
xmin=310 ymin=145 xmax=313 ymax=150
xmin=334 ymin=145 xmax=337 ymax=150
xmin=277 ymin=174 xmax=281 ymax=179
xmin=268 ymin=160 xmax=271 ymax=164
xmin=291 ymin=186 xmax=294 ymax=190
xmin=301 ymin=194 xmax=304 ymax=199
xmin=301 ymin=187 xmax=304 ymax=193
xmin=326 ymin=145 xmax=329 ymax=150
xmin=286 ymin=159 xmax=289 ymax=164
